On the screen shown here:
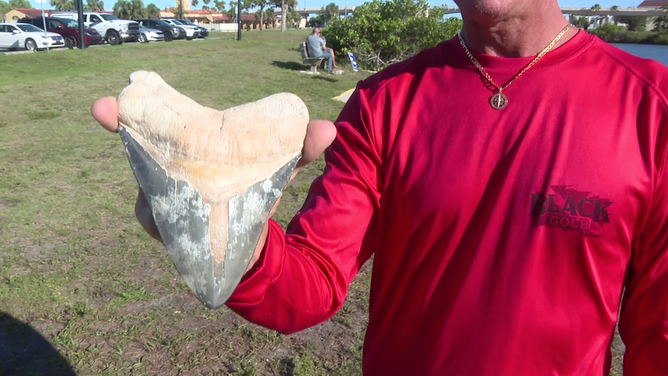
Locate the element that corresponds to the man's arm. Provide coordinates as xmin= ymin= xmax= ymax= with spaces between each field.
xmin=619 ymin=115 xmax=668 ymax=375
xmin=225 ymin=82 xmax=383 ymax=334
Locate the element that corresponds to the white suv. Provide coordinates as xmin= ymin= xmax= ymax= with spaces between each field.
xmin=162 ymin=19 xmax=200 ymax=40
xmin=51 ymin=11 xmax=140 ymax=45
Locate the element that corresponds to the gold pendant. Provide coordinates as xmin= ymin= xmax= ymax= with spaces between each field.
xmin=490 ymin=92 xmax=508 ymax=110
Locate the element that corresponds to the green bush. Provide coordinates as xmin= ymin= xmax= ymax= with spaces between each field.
xmin=588 ymin=23 xmax=627 ymax=42
xmin=654 ymin=29 xmax=668 ymax=44
xmin=589 ymin=26 xmax=667 ymax=45
xmin=321 ymin=0 xmax=462 ymax=71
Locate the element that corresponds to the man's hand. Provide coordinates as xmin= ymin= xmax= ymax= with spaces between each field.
xmin=91 ymin=96 xmax=337 ymax=273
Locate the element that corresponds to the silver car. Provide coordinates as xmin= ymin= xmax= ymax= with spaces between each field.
xmin=137 ymin=25 xmax=164 ymax=43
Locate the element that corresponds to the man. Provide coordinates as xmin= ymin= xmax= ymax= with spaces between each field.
xmin=92 ymin=0 xmax=668 ymax=374
xmin=306 ymin=26 xmax=337 ymax=74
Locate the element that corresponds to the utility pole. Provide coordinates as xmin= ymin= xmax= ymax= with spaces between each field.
xmin=237 ymin=0 xmax=242 ymax=40
xmin=37 ymin=0 xmax=50 ymax=52
xmin=76 ymin=0 xmax=85 ymax=49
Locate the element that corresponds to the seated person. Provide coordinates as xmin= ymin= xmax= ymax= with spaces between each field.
xmin=306 ymin=27 xmax=338 ymax=74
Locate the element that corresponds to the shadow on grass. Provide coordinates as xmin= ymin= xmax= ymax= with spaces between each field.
xmin=311 ymin=75 xmax=337 ymax=83
xmin=0 ymin=312 xmax=76 ymax=376
xmin=272 ymin=60 xmax=309 ymax=71
xmin=276 ymin=357 xmax=295 ymax=376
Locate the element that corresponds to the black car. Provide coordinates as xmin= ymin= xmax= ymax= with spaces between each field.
xmin=133 ymin=18 xmax=186 ymax=41
xmin=177 ymin=19 xmax=208 ymax=38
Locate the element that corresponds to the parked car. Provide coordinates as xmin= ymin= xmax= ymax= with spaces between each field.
xmin=176 ymin=19 xmax=208 ymax=38
xmin=18 ymin=16 xmax=103 ymax=48
xmin=51 ymin=11 xmax=139 ymax=45
xmin=137 ymin=25 xmax=164 ymax=43
xmin=0 ymin=22 xmax=65 ymax=51
xmin=162 ymin=19 xmax=200 ymax=40
xmin=133 ymin=18 xmax=185 ymax=41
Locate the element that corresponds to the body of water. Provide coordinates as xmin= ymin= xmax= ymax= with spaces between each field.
xmin=610 ymin=43 xmax=668 ymax=66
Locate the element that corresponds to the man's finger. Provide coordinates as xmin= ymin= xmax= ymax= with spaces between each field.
xmin=91 ymin=96 xmax=120 ymax=132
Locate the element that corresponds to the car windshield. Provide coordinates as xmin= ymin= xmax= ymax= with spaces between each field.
xmin=155 ymin=20 xmax=170 ymax=26
xmin=17 ymin=24 xmax=43 ymax=32
xmin=170 ymin=19 xmax=185 ymax=25
xmin=181 ymin=20 xmax=195 ymax=25
xmin=100 ymin=14 xmax=119 ymax=21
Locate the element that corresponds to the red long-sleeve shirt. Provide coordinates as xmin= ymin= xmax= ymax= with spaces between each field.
xmin=227 ymin=30 xmax=668 ymax=375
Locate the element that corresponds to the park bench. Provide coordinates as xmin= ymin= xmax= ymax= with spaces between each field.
xmin=300 ymin=41 xmax=325 ymax=73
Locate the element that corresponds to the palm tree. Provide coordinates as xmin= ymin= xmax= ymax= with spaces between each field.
xmin=145 ymin=2 xmax=160 ymax=17
xmin=131 ymin=0 xmax=146 ymax=17
xmin=114 ymin=0 xmax=145 ymax=19
xmin=589 ymin=4 xmax=602 ymax=27
xmin=213 ymin=0 xmax=225 ymax=11
xmin=611 ymin=5 xmax=618 ymax=25
xmin=50 ymin=0 xmax=75 ymax=11
xmin=251 ymin=0 xmax=270 ymax=30
xmin=191 ymin=0 xmax=198 ymax=9
xmin=86 ymin=0 xmax=104 ymax=11
xmin=113 ymin=0 xmax=132 ymax=19
xmin=264 ymin=7 xmax=275 ymax=28
xmin=227 ymin=1 xmax=236 ymax=22
xmin=273 ymin=0 xmax=295 ymax=31
xmin=9 ymin=0 xmax=31 ymax=7
xmin=656 ymin=4 xmax=668 ymax=30
xmin=322 ymin=2 xmax=338 ymax=24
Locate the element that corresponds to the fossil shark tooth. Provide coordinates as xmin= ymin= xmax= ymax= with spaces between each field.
xmin=116 ymin=71 xmax=309 ymax=309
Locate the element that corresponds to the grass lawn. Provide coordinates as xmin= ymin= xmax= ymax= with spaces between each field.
xmin=1 ymin=30 xmax=371 ymax=376
xmin=0 ymin=30 xmax=624 ymax=375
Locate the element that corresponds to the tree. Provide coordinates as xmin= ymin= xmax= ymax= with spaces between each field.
xmin=86 ymin=0 xmax=104 ymax=10
xmin=145 ymin=2 xmax=160 ymax=17
xmin=617 ymin=15 xmax=646 ymax=31
xmin=227 ymin=1 xmax=236 ymax=22
xmin=191 ymin=0 xmax=198 ymax=9
xmin=9 ymin=0 xmax=31 ymax=8
xmin=321 ymin=2 xmax=338 ymax=24
xmin=323 ymin=0 xmax=462 ymax=70
xmin=309 ymin=13 xmax=325 ymax=27
xmin=655 ymin=4 xmax=668 ymax=30
xmin=286 ymin=7 xmax=300 ymax=27
xmin=610 ymin=5 xmax=618 ymax=24
xmin=264 ymin=7 xmax=275 ymax=28
xmin=229 ymin=0 xmax=251 ymax=23
xmin=0 ymin=0 xmax=10 ymax=14
xmin=114 ymin=0 xmax=145 ymax=19
xmin=213 ymin=0 xmax=225 ymax=11
xmin=50 ymin=0 xmax=74 ymax=11
xmin=569 ymin=15 xmax=590 ymax=30
xmin=202 ymin=0 xmax=210 ymax=10
xmin=272 ymin=0 xmax=295 ymax=31
xmin=251 ymin=0 xmax=271 ymax=30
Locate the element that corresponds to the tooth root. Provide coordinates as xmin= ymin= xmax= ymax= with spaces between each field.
xmin=116 ymin=71 xmax=308 ymax=308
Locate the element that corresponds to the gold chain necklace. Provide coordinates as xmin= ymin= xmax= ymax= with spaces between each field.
xmin=457 ymin=24 xmax=573 ymax=110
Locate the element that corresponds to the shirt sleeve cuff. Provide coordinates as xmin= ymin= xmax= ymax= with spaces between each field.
xmin=226 ymin=219 xmax=285 ymax=305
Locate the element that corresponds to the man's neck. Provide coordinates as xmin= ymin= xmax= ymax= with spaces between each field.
xmin=459 ymin=2 xmax=576 ymax=57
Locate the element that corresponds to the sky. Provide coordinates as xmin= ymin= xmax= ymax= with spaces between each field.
xmin=27 ymin=0 xmax=647 ymax=14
